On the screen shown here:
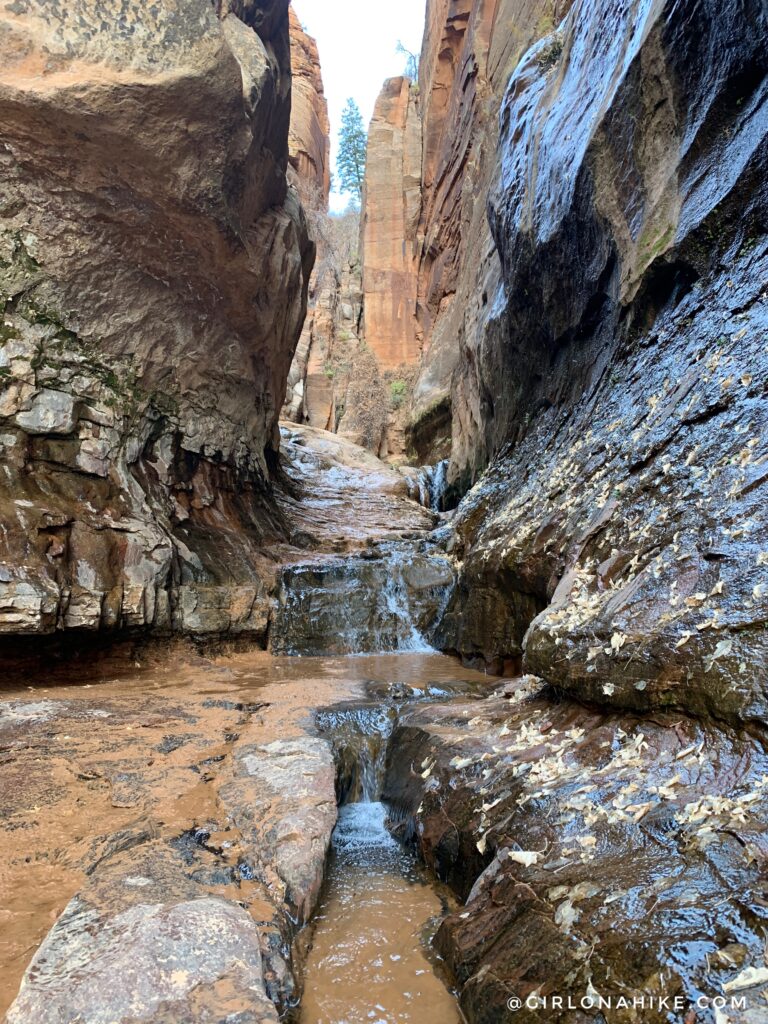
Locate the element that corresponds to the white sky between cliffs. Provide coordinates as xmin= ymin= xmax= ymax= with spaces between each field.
xmin=290 ymin=0 xmax=427 ymax=214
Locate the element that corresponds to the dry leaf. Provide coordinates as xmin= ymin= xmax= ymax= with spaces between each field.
xmin=722 ymin=965 xmax=768 ymax=993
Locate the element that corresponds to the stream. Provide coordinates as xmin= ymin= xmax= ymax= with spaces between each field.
xmin=301 ymin=703 xmax=462 ymax=1024
xmin=0 ymin=423 xmax=479 ymax=1022
xmin=0 ymin=648 xmax=484 ymax=1022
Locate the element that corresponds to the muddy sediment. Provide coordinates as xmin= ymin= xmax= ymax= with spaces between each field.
xmin=0 ymin=650 xmax=488 ymax=1021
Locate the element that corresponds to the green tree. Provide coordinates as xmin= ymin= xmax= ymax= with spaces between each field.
xmin=396 ymin=41 xmax=418 ymax=80
xmin=337 ymin=98 xmax=367 ymax=204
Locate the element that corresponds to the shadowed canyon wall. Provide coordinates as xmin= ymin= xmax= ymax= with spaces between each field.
xmin=436 ymin=0 xmax=768 ymax=725
xmin=410 ymin=0 xmax=572 ymax=465
xmin=336 ymin=0 xmax=572 ymax=466
xmin=0 ymin=0 xmax=313 ymax=640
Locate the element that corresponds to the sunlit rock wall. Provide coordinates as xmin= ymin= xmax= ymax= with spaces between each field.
xmin=360 ymin=77 xmax=422 ymax=372
xmin=287 ymin=6 xmax=331 ymax=204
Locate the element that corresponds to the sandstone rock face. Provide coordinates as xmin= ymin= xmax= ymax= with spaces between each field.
xmin=0 ymin=652 xmax=356 ymax=1020
xmin=409 ymin=0 xmax=571 ymax=465
xmin=361 ymin=77 xmax=422 ymax=372
xmin=282 ymin=248 xmax=363 ymax=433
xmin=288 ymin=7 xmax=331 ymax=204
xmin=0 ymin=0 xmax=313 ymax=640
xmin=8 ymin=883 xmax=278 ymax=1024
xmin=285 ymin=74 xmax=423 ymax=463
xmin=437 ymin=0 xmax=768 ymax=723
xmin=384 ymin=679 xmax=768 ymax=1023
xmin=219 ymin=737 xmax=337 ymax=923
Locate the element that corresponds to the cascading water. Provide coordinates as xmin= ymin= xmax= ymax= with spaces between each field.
xmin=402 ymin=459 xmax=451 ymax=513
xmin=303 ymin=700 xmax=461 ymax=1024
xmin=428 ymin=460 xmax=449 ymax=513
xmin=316 ymin=703 xmax=395 ymax=802
xmin=378 ymin=547 xmax=436 ymax=654
xmin=270 ymin=543 xmax=454 ymax=656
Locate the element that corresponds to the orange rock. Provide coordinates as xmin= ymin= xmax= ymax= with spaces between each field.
xmin=361 ymin=77 xmax=422 ymax=371
xmin=288 ymin=7 xmax=330 ymax=204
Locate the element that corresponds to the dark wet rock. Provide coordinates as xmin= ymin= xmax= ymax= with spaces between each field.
xmin=202 ymin=698 xmax=269 ymax=715
xmin=155 ymin=733 xmax=193 ymax=754
xmin=436 ymin=0 xmax=768 ymax=724
xmin=384 ymin=681 xmax=768 ymax=1023
xmin=270 ymin=546 xmax=454 ymax=655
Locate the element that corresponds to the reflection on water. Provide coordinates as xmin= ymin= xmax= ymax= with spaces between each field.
xmin=0 ymin=647 xmax=493 ymax=700
xmin=300 ymin=802 xmax=461 ymax=1024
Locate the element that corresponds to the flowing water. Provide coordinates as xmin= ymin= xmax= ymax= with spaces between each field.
xmin=298 ymin=803 xmax=461 ymax=1024
xmin=271 ymin=544 xmax=453 ymax=656
xmin=301 ymin=700 xmax=463 ymax=1024
xmin=0 ymin=648 xmax=487 ymax=1018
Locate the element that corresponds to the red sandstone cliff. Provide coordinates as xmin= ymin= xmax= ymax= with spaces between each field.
xmin=0 ymin=0 xmax=314 ymax=639
xmin=288 ymin=7 xmax=331 ymax=205
xmin=352 ymin=1 xmax=571 ymax=465
xmin=360 ymin=77 xmax=422 ymax=371
xmin=411 ymin=0 xmax=572 ymax=467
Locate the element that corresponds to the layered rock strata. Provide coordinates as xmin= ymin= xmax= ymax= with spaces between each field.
xmin=360 ymin=77 xmax=422 ymax=372
xmin=287 ymin=6 xmax=331 ymax=203
xmin=436 ymin=0 xmax=768 ymax=725
xmin=385 ymin=676 xmax=768 ymax=1022
xmin=0 ymin=0 xmax=313 ymax=641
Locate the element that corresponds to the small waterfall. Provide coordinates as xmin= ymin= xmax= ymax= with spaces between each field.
xmin=316 ymin=704 xmax=395 ymax=803
xmin=303 ymin=700 xmax=462 ymax=1024
xmin=378 ymin=547 xmax=435 ymax=654
xmin=428 ymin=459 xmax=449 ymax=512
xmin=403 ymin=460 xmax=450 ymax=512
xmin=316 ymin=702 xmax=402 ymax=868
xmin=271 ymin=544 xmax=454 ymax=656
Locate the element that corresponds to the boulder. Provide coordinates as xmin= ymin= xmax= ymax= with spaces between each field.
xmin=0 ymin=0 xmax=313 ymax=639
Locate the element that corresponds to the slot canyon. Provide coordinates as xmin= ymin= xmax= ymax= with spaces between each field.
xmin=0 ymin=1 xmax=767 ymax=1022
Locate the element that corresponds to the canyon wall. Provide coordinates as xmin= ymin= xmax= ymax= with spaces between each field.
xmin=360 ymin=77 xmax=422 ymax=372
xmin=436 ymin=0 xmax=768 ymax=724
xmin=286 ymin=74 xmax=423 ymax=464
xmin=282 ymin=7 xmax=340 ymax=430
xmin=409 ymin=0 xmax=572 ymax=465
xmin=0 ymin=0 xmax=313 ymax=641
xmin=287 ymin=6 xmax=331 ymax=204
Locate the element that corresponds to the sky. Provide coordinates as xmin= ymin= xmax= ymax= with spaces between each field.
xmin=291 ymin=0 xmax=427 ymax=213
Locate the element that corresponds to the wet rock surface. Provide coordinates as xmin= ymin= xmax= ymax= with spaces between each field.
xmin=0 ymin=650 xmax=492 ymax=1019
xmin=384 ymin=677 xmax=768 ymax=1023
xmin=0 ymin=0 xmax=313 ymax=641
xmin=8 ymin=854 xmax=279 ymax=1024
xmin=219 ymin=736 xmax=337 ymax=923
xmin=270 ymin=424 xmax=455 ymax=656
xmin=270 ymin=545 xmax=454 ymax=656
xmin=408 ymin=0 xmax=572 ymax=465
xmin=436 ymin=0 xmax=768 ymax=724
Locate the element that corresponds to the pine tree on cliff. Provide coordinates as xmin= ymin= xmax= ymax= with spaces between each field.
xmin=337 ymin=99 xmax=367 ymax=204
